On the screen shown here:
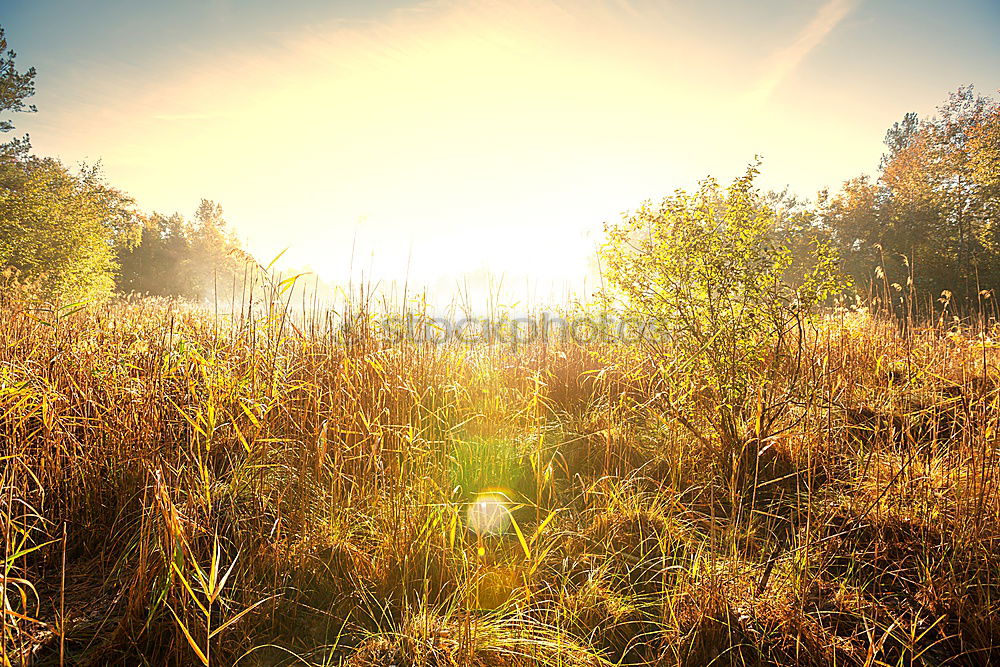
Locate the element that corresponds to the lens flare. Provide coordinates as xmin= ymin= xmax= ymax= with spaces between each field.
xmin=466 ymin=490 xmax=511 ymax=536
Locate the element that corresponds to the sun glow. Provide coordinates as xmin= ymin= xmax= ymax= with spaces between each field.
xmin=466 ymin=490 xmax=513 ymax=536
xmin=19 ymin=0 xmax=917 ymax=298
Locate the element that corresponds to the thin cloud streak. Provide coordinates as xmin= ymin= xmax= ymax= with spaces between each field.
xmin=749 ymin=0 xmax=859 ymax=106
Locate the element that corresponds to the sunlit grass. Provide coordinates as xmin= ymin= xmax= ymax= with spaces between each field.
xmin=1 ymin=290 xmax=999 ymax=665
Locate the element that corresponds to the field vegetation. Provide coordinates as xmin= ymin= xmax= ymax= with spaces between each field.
xmin=2 ymin=257 xmax=1000 ymax=665
xmin=2 ymin=20 xmax=1000 ymax=667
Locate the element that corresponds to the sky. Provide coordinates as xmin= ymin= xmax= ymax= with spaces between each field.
xmin=3 ymin=0 xmax=999 ymax=300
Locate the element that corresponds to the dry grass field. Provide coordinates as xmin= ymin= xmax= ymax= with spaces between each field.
xmin=2 ymin=289 xmax=999 ymax=666
xmin=3 ymin=2 xmax=999 ymax=665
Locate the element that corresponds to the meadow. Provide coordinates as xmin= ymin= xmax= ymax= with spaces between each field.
xmin=2 ymin=282 xmax=998 ymax=666
xmin=2 ymin=3 xmax=998 ymax=664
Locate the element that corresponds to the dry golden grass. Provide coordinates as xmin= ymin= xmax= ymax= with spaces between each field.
xmin=1 ymin=295 xmax=999 ymax=665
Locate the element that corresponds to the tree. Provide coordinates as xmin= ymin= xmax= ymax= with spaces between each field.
xmin=0 ymin=158 xmax=141 ymax=300
xmin=0 ymin=26 xmax=37 ymax=160
xmin=116 ymin=212 xmax=198 ymax=297
xmin=881 ymin=111 xmax=920 ymax=169
xmin=826 ymin=87 xmax=1000 ymax=303
xmin=190 ymin=199 xmax=246 ymax=302
xmin=766 ymin=188 xmax=836 ymax=288
xmin=116 ymin=200 xmax=249 ymax=301
xmin=967 ymin=101 xmax=1000 ymax=247
xmin=0 ymin=24 xmax=250 ymax=303
xmin=601 ymin=163 xmax=841 ymax=450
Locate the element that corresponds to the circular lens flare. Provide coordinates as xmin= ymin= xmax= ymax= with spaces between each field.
xmin=467 ymin=490 xmax=511 ymax=536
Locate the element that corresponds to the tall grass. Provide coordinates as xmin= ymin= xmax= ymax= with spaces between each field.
xmin=1 ymin=287 xmax=998 ymax=665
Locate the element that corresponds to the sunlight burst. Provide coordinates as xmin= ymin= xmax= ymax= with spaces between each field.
xmin=466 ymin=490 xmax=512 ymax=536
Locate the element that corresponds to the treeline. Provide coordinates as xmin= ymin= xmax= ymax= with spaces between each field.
xmin=0 ymin=26 xmax=248 ymax=303
xmin=2 ymin=21 xmax=1000 ymax=308
xmin=115 ymin=200 xmax=249 ymax=300
xmin=818 ymin=86 xmax=1000 ymax=304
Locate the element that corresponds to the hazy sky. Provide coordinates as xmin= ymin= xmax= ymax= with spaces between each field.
xmin=3 ymin=0 xmax=999 ymax=295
